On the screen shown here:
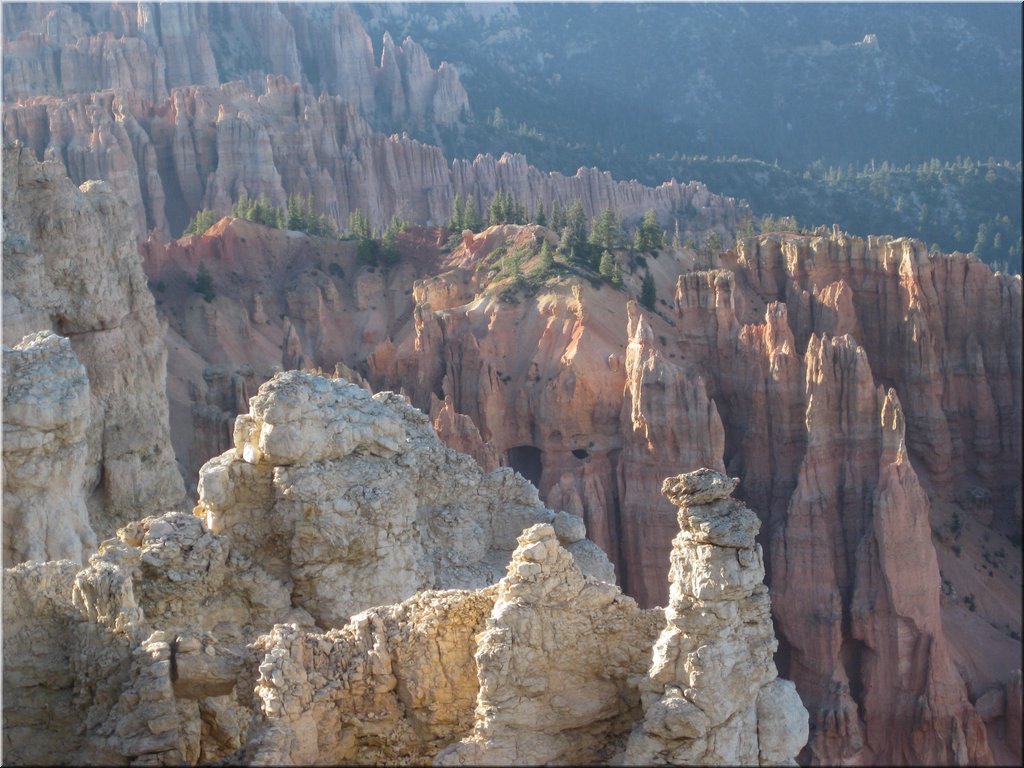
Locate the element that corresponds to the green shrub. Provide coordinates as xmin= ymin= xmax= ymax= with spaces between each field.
xmin=183 ymin=209 xmax=219 ymax=236
xmin=193 ymin=263 xmax=216 ymax=303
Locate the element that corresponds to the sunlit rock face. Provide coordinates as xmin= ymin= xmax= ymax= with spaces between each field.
xmin=2 ymin=144 xmax=187 ymax=545
xmin=623 ymin=469 xmax=808 ymax=766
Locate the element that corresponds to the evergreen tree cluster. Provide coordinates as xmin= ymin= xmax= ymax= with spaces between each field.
xmin=634 ymin=210 xmax=666 ymax=253
xmin=182 ymin=208 xmax=219 ymax=236
xmin=444 ymin=190 xmax=671 ymax=293
xmin=284 ymin=194 xmax=337 ymax=238
xmin=348 ymin=208 xmax=409 ymax=268
xmin=487 ymin=190 xmax=528 ymax=227
xmin=182 ymin=193 xmax=338 ymax=239
xmin=447 ymin=193 xmax=481 ymax=232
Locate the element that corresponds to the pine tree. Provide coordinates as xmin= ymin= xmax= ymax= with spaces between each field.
xmin=562 ymin=200 xmax=588 ymax=255
xmin=488 ymin=191 xmax=507 ymax=226
xmin=347 ymin=208 xmax=371 ymax=241
xmin=701 ymin=232 xmax=722 ymax=267
xmin=449 ymin=193 xmax=465 ymax=231
xmin=599 ymin=250 xmax=621 ymax=285
xmin=550 ymin=200 xmax=564 ymax=232
xmin=381 ymin=215 xmax=407 ymax=266
xmin=640 ymin=268 xmax=656 ymax=310
xmin=534 ymin=196 xmax=547 ymax=227
xmin=513 ymin=199 xmax=527 ymax=225
xmin=464 ymin=196 xmax=480 ymax=232
xmin=287 ymin=194 xmax=304 ymax=232
xmin=634 ymin=209 xmax=665 ymax=253
xmin=183 ymin=209 xmax=219 ymax=236
xmin=194 ymin=262 xmax=216 ymax=303
xmin=590 ymin=208 xmax=622 ymax=252
xmin=538 ymin=240 xmax=554 ymax=273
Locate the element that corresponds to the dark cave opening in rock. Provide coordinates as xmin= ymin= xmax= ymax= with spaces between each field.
xmin=571 ymin=448 xmax=589 ymax=460
xmin=507 ymin=445 xmax=543 ymax=489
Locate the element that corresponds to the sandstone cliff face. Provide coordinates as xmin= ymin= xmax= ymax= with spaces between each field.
xmin=138 ymin=214 xmax=1020 ymax=765
xmin=2 ymin=332 xmax=95 ymax=566
xmin=770 ymin=336 xmax=989 ymax=764
xmin=2 ymin=144 xmax=186 ymax=543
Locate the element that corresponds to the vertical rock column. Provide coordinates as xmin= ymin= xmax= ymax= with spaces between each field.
xmin=624 ymin=469 xmax=808 ymax=765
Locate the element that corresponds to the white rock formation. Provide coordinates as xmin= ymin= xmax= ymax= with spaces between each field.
xmin=1 ymin=369 xmax=806 ymax=765
xmin=244 ymin=589 xmax=497 ymax=765
xmin=2 ymin=144 xmax=186 ymax=544
xmin=2 ymin=331 xmax=96 ymax=566
xmin=623 ymin=468 xmax=809 ymax=765
xmin=196 ymin=370 xmax=612 ymax=626
xmin=435 ymin=523 xmax=663 ymax=765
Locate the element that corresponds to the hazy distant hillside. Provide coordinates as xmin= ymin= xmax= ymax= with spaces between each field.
xmin=359 ymin=2 xmax=1022 ymax=271
xmin=360 ymin=2 xmax=1021 ymax=168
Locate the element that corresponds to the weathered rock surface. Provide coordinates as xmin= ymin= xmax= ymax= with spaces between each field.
xmin=3 ymin=74 xmax=743 ymax=241
xmin=196 ymin=370 xmax=611 ymax=627
xmin=2 ymin=144 xmax=186 ymax=545
xmin=1 ymin=559 xmax=84 ymax=764
xmin=618 ymin=301 xmax=726 ymax=605
xmin=623 ymin=469 xmax=808 ymax=765
xmin=436 ymin=523 xmax=663 ymax=765
xmin=2 ymin=2 xmax=467 ymax=129
xmin=243 ymin=589 xmax=497 ymax=766
xmin=2 ymin=484 xmax=789 ymax=766
xmin=2 ymin=331 xmax=95 ymax=566
xmin=1 ymin=368 xmax=621 ymax=765
xmin=4 ymin=347 xmax=799 ymax=765
xmin=770 ymin=337 xmax=990 ymax=764
xmin=138 ymin=214 xmax=1021 ymax=765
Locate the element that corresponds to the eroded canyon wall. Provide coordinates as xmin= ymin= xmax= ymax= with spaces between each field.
xmin=3 ymin=2 xmax=742 ymax=243
xmin=138 ymin=216 xmax=1020 ymax=765
xmin=1 ymin=2 xmax=467 ymax=129
xmin=2 ymin=77 xmax=742 ymax=241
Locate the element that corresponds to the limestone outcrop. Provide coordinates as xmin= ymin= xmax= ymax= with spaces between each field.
xmin=1 ymin=559 xmax=84 ymax=764
xmin=196 ymin=370 xmax=611 ymax=627
xmin=2 ymin=331 xmax=95 ymax=566
xmin=2 ymin=144 xmax=186 ymax=544
xmin=436 ymin=523 xmax=663 ymax=765
xmin=0 ymin=368 xmax=617 ymax=765
xmin=2 ymin=483 xmax=795 ymax=766
xmin=624 ymin=469 xmax=808 ymax=765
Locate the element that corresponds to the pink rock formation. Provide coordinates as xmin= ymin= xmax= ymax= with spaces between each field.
xmin=771 ymin=335 xmax=989 ymax=764
xmin=618 ymin=301 xmax=726 ymax=604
